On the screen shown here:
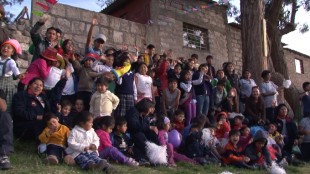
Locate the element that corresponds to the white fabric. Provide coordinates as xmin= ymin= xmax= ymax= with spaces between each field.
xmin=135 ymin=73 xmax=153 ymax=100
xmin=62 ymin=63 xmax=75 ymax=95
xmin=260 ymin=81 xmax=278 ymax=107
xmin=239 ymin=78 xmax=257 ymax=97
xmin=145 ymin=141 xmax=167 ymax=165
xmin=0 ymin=57 xmax=20 ymax=76
xmin=92 ymin=60 xmax=112 ymax=73
xmin=44 ymin=67 xmax=64 ymax=90
xmin=66 ymin=125 xmax=100 ymax=158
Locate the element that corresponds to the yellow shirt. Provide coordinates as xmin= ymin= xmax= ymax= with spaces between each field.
xmin=39 ymin=124 xmax=70 ymax=147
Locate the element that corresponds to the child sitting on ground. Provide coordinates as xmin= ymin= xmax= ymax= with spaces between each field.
xmin=238 ymin=126 xmax=252 ymax=151
xmin=96 ymin=116 xmax=139 ymax=166
xmin=38 ymin=113 xmax=73 ymax=165
xmin=71 ymin=98 xmax=84 ymax=115
xmin=215 ymin=112 xmax=231 ymax=140
xmin=172 ymin=109 xmax=185 ymax=133
xmin=66 ymin=111 xmax=116 ymax=172
xmin=111 ymin=117 xmax=134 ymax=158
xmin=157 ymin=116 xmax=197 ymax=167
xmin=222 ymin=130 xmax=252 ymax=168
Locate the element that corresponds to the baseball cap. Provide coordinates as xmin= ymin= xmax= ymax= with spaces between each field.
xmin=94 ymin=34 xmax=107 ymax=43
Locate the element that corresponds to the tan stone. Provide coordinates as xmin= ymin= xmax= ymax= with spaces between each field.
xmin=72 ymin=21 xmax=85 ymax=34
xmin=67 ymin=7 xmax=81 ymax=20
xmin=110 ymin=17 xmax=121 ymax=30
xmin=113 ymin=31 xmax=123 ymax=43
xmin=56 ymin=18 xmax=71 ymax=33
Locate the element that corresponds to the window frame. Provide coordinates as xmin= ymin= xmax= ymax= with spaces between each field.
xmin=183 ymin=23 xmax=209 ymax=51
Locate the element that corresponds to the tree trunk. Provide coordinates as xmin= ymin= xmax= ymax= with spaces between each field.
xmin=240 ymin=0 xmax=265 ymax=83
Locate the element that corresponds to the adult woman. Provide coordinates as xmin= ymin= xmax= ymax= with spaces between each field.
xmin=221 ymin=87 xmax=239 ymax=114
xmin=12 ymin=75 xmax=69 ymax=140
xmin=125 ymin=98 xmax=157 ymax=162
xmin=274 ymin=104 xmax=299 ymax=162
xmin=244 ymin=86 xmax=265 ymax=126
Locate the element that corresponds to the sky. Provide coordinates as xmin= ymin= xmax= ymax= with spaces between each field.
xmin=5 ymin=0 xmax=310 ymax=56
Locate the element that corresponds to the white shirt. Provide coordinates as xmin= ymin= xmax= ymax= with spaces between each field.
xmin=0 ymin=57 xmax=20 ymax=77
xmin=66 ymin=125 xmax=100 ymax=158
xmin=135 ymin=73 xmax=153 ymax=101
xmin=44 ymin=66 xmax=64 ymax=90
xmin=260 ymin=81 xmax=278 ymax=108
xmin=62 ymin=63 xmax=75 ymax=95
xmin=240 ymin=78 xmax=257 ymax=97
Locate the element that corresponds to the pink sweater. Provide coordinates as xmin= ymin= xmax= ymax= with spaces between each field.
xmin=96 ymin=129 xmax=112 ymax=152
xmin=21 ymin=58 xmax=51 ymax=85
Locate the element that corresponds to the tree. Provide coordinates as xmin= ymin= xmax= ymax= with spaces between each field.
xmin=237 ymin=0 xmax=310 ymax=117
xmin=96 ymin=0 xmax=116 ymax=8
xmin=1 ymin=0 xmax=24 ymax=22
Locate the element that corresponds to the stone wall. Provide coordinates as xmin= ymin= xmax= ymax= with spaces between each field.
xmin=284 ymin=48 xmax=310 ymax=92
xmin=226 ymin=24 xmax=242 ymax=74
xmin=149 ymin=0 xmax=229 ymax=70
xmin=31 ymin=0 xmax=147 ymax=55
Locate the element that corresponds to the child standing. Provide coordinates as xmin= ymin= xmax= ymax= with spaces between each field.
xmin=162 ymin=78 xmax=181 ymax=118
xmin=96 ymin=116 xmax=139 ymax=166
xmin=0 ymin=39 xmax=25 ymax=111
xmin=66 ymin=111 xmax=115 ymax=172
xmin=89 ymin=77 xmax=119 ymax=118
xmin=38 ymin=113 xmax=73 ymax=165
xmin=222 ymin=130 xmax=251 ymax=168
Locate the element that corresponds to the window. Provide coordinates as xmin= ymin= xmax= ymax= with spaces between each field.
xmin=183 ymin=23 xmax=209 ymax=50
xmin=295 ymin=58 xmax=304 ymax=74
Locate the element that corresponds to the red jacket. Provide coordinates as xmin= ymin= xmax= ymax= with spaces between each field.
xmin=222 ymin=142 xmax=245 ymax=164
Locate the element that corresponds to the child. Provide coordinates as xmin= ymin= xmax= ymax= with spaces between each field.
xmin=244 ymin=130 xmax=272 ymax=168
xmin=0 ymin=89 xmax=13 ymax=170
xmin=238 ymin=126 xmax=252 ymax=151
xmin=172 ymin=109 xmax=185 ymax=133
xmin=267 ymin=123 xmax=284 ymax=160
xmin=179 ymin=70 xmax=196 ymax=126
xmin=210 ymin=80 xmax=227 ymax=113
xmin=232 ymin=115 xmax=244 ymax=131
xmin=0 ymin=39 xmax=26 ymax=112
xmin=96 ymin=116 xmax=139 ymax=166
xmin=71 ymin=98 xmax=84 ymax=115
xmin=222 ymin=130 xmax=252 ymax=168
xmin=89 ymin=77 xmax=119 ymax=118
xmin=66 ymin=111 xmax=116 ymax=172
xmin=57 ymin=100 xmax=73 ymax=129
xmin=211 ymin=69 xmax=231 ymax=93
xmin=38 ymin=113 xmax=73 ymax=165
xmin=215 ymin=112 xmax=231 ymax=140
xmin=162 ymin=78 xmax=181 ymax=118
xmin=135 ymin=63 xmax=154 ymax=103
xmin=156 ymin=116 xmax=197 ymax=166
xmin=111 ymin=117 xmax=134 ymax=157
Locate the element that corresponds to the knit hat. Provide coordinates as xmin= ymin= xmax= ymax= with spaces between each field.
xmin=81 ymin=53 xmax=99 ymax=64
xmin=41 ymin=47 xmax=58 ymax=61
xmin=1 ymin=39 xmax=22 ymax=55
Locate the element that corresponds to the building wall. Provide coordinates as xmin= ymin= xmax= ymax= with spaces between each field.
xmin=107 ymin=0 xmax=151 ymax=24
xmin=284 ymin=49 xmax=310 ymax=92
xmin=148 ymin=0 xmax=229 ymax=70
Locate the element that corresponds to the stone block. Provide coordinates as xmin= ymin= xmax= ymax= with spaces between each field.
xmin=72 ymin=34 xmax=87 ymax=44
xmin=135 ymin=36 xmax=146 ymax=47
xmin=98 ymin=14 xmax=109 ymax=27
xmin=124 ymin=33 xmax=135 ymax=45
xmin=72 ymin=21 xmax=86 ymax=34
xmin=113 ymin=31 xmax=123 ymax=43
xmin=130 ymin=23 xmax=145 ymax=35
xmin=56 ymin=18 xmax=71 ymax=33
xmin=86 ymin=24 xmax=100 ymax=35
xmin=50 ymin=4 xmax=66 ymax=17
xmin=16 ymin=58 xmax=29 ymax=69
xmin=67 ymin=7 xmax=81 ymax=20
xmin=16 ymin=24 xmax=25 ymax=31
xmin=120 ymin=19 xmax=130 ymax=32
xmin=110 ymin=17 xmax=121 ymax=30
xmin=82 ymin=10 xmax=95 ymax=22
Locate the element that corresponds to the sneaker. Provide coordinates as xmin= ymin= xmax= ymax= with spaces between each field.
xmin=97 ymin=160 xmax=117 ymax=174
xmin=126 ymin=158 xmax=139 ymax=167
xmin=38 ymin=144 xmax=47 ymax=155
xmin=0 ymin=156 xmax=12 ymax=170
xmin=138 ymin=158 xmax=150 ymax=166
xmin=44 ymin=155 xmax=59 ymax=165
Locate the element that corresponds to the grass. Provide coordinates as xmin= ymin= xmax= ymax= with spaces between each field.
xmin=3 ymin=140 xmax=309 ymax=174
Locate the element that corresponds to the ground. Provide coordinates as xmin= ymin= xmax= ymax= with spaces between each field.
xmin=3 ymin=140 xmax=309 ymax=174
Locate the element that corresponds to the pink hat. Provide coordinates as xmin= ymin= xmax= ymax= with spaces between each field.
xmin=1 ymin=39 xmax=22 ymax=54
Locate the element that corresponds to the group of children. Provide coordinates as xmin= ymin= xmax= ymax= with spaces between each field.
xmin=0 ymin=14 xmax=309 ymax=173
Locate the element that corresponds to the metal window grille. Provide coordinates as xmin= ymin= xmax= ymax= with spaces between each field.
xmin=183 ymin=23 xmax=209 ymax=51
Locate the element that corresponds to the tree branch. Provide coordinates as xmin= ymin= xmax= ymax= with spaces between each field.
xmin=280 ymin=23 xmax=295 ymax=35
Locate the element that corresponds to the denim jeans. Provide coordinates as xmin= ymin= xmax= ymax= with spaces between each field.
xmin=196 ymin=95 xmax=210 ymax=116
